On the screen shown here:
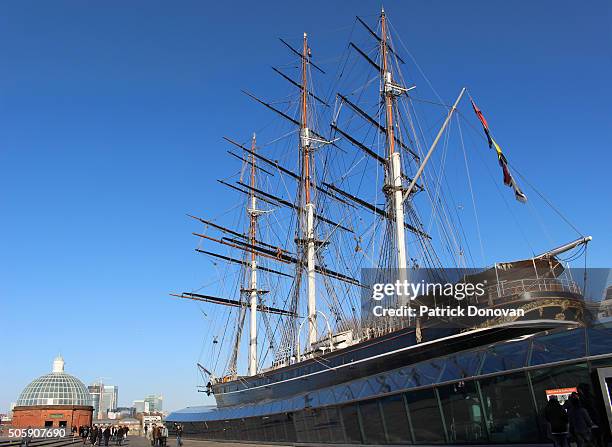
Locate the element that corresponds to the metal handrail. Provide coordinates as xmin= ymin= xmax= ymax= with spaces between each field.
xmin=484 ymin=277 xmax=581 ymax=302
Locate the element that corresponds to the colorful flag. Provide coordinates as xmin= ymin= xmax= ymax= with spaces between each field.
xmin=471 ymin=100 xmax=494 ymax=148
xmin=471 ymin=99 xmax=527 ymax=203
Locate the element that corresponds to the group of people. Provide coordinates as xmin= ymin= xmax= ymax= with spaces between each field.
xmin=144 ymin=423 xmax=169 ymax=447
xmin=77 ymin=424 xmax=130 ymax=446
xmin=544 ymin=384 xmax=604 ymax=447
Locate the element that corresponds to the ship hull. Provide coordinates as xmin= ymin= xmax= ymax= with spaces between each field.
xmin=167 ymin=320 xmax=612 ymax=445
xmin=212 ymin=289 xmax=587 ymax=408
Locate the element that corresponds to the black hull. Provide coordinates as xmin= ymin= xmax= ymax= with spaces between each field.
xmin=212 ymin=291 xmax=587 ymax=407
xmin=215 ymin=323 xmax=554 ymax=407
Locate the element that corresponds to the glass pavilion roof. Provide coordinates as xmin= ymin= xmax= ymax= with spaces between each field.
xmin=16 ymin=356 xmax=92 ymax=407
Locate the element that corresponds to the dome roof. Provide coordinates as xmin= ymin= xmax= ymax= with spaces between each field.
xmin=16 ymin=356 xmax=92 ymax=407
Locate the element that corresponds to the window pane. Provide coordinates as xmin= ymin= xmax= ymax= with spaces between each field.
xmin=359 ymin=399 xmax=386 ymax=444
xmin=480 ymin=340 xmax=528 ymax=374
xmin=313 ymin=408 xmax=333 ymax=443
xmin=285 ymin=413 xmax=297 ymax=442
xmin=325 ymin=407 xmax=345 ymax=443
xmin=479 ymin=372 xmax=538 ymax=442
xmin=293 ymin=411 xmax=307 ymax=443
xmin=530 ymin=328 xmax=586 ymax=366
xmin=412 ymin=361 xmax=444 ymax=387
xmin=529 ymin=362 xmax=591 ymax=439
xmin=587 ymin=322 xmax=612 ymax=356
xmin=438 ymin=381 xmax=487 ymax=443
xmin=405 ymin=388 xmax=446 ymax=443
xmin=301 ymin=409 xmax=319 ymax=443
xmin=380 ymin=394 xmax=412 ymax=444
xmin=439 ymin=351 xmax=484 ymax=382
xmin=340 ymin=404 xmax=363 ymax=444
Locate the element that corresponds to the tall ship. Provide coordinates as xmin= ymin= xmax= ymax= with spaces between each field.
xmin=166 ymin=9 xmax=612 ymax=445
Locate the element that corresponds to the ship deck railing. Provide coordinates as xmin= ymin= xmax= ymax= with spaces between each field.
xmin=482 ymin=277 xmax=581 ymax=305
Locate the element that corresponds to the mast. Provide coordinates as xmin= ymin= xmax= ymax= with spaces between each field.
xmin=301 ymin=32 xmax=317 ymax=349
xmin=381 ymin=10 xmax=409 ymax=297
xmin=248 ymin=133 xmax=258 ymax=376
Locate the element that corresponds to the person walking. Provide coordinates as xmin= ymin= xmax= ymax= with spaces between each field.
xmin=175 ymin=424 xmax=183 ymax=447
xmin=103 ymin=426 xmax=111 ymax=447
xmin=545 ymin=396 xmax=569 ymax=447
xmin=20 ymin=426 xmax=32 ymax=447
xmin=148 ymin=425 xmax=155 ymax=447
xmin=146 ymin=425 xmax=153 ymax=445
xmin=90 ymin=425 xmax=99 ymax=446
xmin=154 ymin=425 xmax=160 ymax=447
xmin=567 ymin=395 xmax=593 ymax=447
xmin=160 ymin=425 xmax=168 ymax=447
xmin=116 ymin=427 xmax=124 ymax=446
xmin=144 ymin=425 xmax=148 ymax=438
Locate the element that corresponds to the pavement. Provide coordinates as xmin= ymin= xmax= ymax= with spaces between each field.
xmin=127 ymin=437 xmax=289 ymax=447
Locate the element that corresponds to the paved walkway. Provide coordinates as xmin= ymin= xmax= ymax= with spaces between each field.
xmin=127 ymin=436 xmax=289 ymax=447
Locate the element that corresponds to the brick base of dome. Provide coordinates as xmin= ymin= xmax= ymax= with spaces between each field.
xmin=12 ymin=405 xmax=93 ymax=429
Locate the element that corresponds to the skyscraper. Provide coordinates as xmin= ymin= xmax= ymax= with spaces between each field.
xmin=88 ymin=384 xmax=102 ymax=418
xmin=133 ymin=400 xmax=145 ymax=414
xmin=88 ymin=383 xmax=118 ymax=419
xmin=144 ymin=395 xmax=162 ymax=413
xmin=102 ymin=386 xmax=118 ymax=413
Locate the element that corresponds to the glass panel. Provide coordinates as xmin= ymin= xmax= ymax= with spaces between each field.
xmin=359 ymin=399 xmax=386 ymax=444
xmin=480 ymin=340 xmax=529 ymax=374
xmin=412 ymin=361 xmax=443 ymax=387
xmin=325 ymin=407 xmax=345 ymax=443
xmin=529 ymin=362 xmax=591 ymax=439
xmin=438 ymin=381 xmax=487 ymax=443
xmin=380 ymin=393 xmax=412 ymax=444
xmin=347 ymin=379 xmax=368 ymax=400
xmin=285 ymin=413 xmax=297 ymax=442
xmin=340 ymin=404 xmax=363 ymax=444
xmin=261 ymin=416 xmax=274 ymax=442
xmin=479 ymin=372 xmax=539 ymax=442
xmin=370 ymin=374 xmax=394 ymax=394
xmin=317 ymin=387 xmax=337 ymax=406
xmin=304 ymin=392 xmax=319 ymax=409
xmin=439 ymin=351 xmax=484 ymax=382
xmin=293 ymin=411 xmax=308 ymax=443
xmin=336 ymin=384 xmax=356 ymax=403
xmin=404 ymin=388 xmax=446 ymax=444
xmin=388 ymin=368 xmax=410 ymax=391
xmin=302 ymin=409 xmax=321 ymax=443
xmin=587 ymin=322 xmax=612 ymax=356
xmin=530 ymin=328 xmax=586 ymax=366
xmin=313 ymin=408 xmax=333 ymax=443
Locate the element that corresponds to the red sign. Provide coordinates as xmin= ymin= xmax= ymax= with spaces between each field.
xmin=546 ymin=387 xmax=577 ymax=404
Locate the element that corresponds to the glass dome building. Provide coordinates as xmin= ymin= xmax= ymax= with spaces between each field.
xmin=12 ymin=356 xmax=93 ymax=428
xmin=16 ymin=356 xmax=92 ymax=407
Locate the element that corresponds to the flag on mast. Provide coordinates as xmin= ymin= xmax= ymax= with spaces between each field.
xmin=471 ymin=99 xmax=527 ymax=203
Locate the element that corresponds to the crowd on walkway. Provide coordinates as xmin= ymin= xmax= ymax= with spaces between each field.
xmin=544 ymin=384 xmax=605 ymax=447
xmin=143 ymin=424 xmax=174 ymax=447
xmin=76 ymin=425 xmax=130 ymax=446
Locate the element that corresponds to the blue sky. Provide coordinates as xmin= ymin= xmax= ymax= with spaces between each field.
xmin=1 ymin=0 xmax=611 ymax=414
